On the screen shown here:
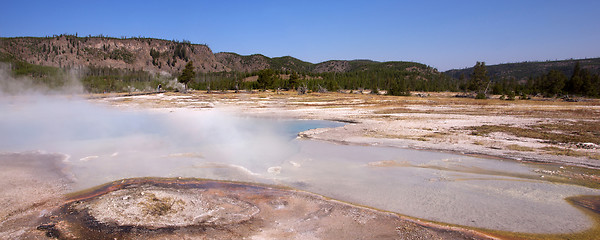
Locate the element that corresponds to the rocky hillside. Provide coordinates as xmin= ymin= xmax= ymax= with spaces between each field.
xmin=313 ymin=60 xmax=352 ymax=73
xmin=0 ymin=35 xmax=229 ymax=74
xmin=445 ymin=58 xmax=600 ymax=81
xmin=214 ymin=52 xmax=271 ymax=73
xmin=0 ymin=35 xmax=436 ymax=76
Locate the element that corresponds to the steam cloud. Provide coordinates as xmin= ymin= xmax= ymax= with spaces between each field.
xmin=0 ymin=63 xmax=84 ymax=96
xmin=0 ymin=66 xmax=308 ymax=189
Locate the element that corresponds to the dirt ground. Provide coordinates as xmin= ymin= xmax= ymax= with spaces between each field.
xmin=0 ymin=152 xmax=72 ymax=239
xmin=97 ymin=91 xmax=600 ymax=169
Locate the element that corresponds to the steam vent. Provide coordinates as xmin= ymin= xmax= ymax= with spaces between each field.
xmin=37 ymin=178 xmax=494 ymax=239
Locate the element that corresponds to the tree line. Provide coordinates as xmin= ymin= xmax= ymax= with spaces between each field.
xmin=483 ymin=62 xmax=600 ymax=98
xmin=177 ymin=66 xmax=456 ymax=96
xmin=3 ymin=49 xmax=599 ymax=98
xmin=180 ymin=62 xmax=595 ymax=99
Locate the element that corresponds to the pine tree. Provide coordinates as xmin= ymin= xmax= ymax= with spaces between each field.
xmin=544 ymin=70 xmax=566 ymax=97
xmin=387 ymin=79 xmax=410 ymax=96
xmin=468 ymin=62 xmax=489 ymax=98
xmin=257 ymin=69 xmax=275 ymax=90
xmin=178 ymin=61 xmax=195 ymax=92
xmin=566 ymin=62 xmax=583 ymax=95
xmin=289 ymin=71 xmax=299 ymax=90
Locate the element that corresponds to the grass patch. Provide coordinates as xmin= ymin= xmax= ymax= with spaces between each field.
xmin=423 ymin=132 xmax=447 ymax=138
xmin=514 ymin=108 xmax=600 ymax=120
xmin=364 ymin=131 xmax=409 ymax=139
xmin=373 ymin=107 xmax=422 ymax=114
xmin=541 ymin=146 xmax=587 ymax=157
xmin=469 ymin=121 xmax=600 ymax=145
xmin=293 ymin=95 xmax=340 ymax=102
xmin=541 ymin=146 xmax=600 ymax=160
xmin=139 ymin=193 xmax=182 ymax=216
xmin=506 ymin=144 xmax=535 ymax=152
xmin=534 ymin=121 xmax=600 ymax=144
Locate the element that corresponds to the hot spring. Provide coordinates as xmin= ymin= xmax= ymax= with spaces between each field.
xmin=1 ymin=95 xmax=599 ymax=233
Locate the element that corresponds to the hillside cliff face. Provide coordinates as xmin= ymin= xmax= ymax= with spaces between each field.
xmin=0 ymin=36 xmax=231 ymax=74
xmin=0 ymin=36 xmax=437 ymax=76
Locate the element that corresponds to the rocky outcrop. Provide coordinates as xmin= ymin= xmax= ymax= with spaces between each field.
xmin=0 ymin=36 xmax=229 ymax=74
xmin=214 ymin=52 xmax=270 ymax=72
xmin=313 ymin=60 xmax=351 ymax=73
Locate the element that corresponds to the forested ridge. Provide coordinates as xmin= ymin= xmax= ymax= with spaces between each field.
xmin=1 ymin=35 xmax=598 ymax=97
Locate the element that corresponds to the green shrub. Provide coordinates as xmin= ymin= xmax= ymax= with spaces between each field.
xmin=507 ymin=91 xmax=516 ymax=100
xmin=475 ymin=92 xmax=487 ymax=99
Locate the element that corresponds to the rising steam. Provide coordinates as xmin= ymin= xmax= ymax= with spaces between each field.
xmin=0 ymin=66 xmax=315 ymax=189
xmin=0 ymin=63 xmax=84 ymax=96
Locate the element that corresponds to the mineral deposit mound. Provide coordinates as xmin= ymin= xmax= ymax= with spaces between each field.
xmin=37 ymin=178 xmax=493 ymax=239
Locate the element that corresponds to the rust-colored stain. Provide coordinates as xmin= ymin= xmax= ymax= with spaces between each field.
xmin=37 ymin=177 xmax=497 ymax=240
xmin=569 ymin=195 xmax=600 ymax=215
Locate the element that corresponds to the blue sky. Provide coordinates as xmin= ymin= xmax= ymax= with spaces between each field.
xmin=1 ymin=0 xmax=599 ymax=71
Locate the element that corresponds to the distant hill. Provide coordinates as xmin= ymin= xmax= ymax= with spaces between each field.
xmin=313 ymin=60 xmax=433 ymax=73
xmin=0 ymin=35 xmax=445 ymax=93
xmin=2 ymin=35 xmax=597 ymax=96
xmin=0 ymin=35 xmax=435 ymax=76
xmin=214 ymin=52 xmax=315 ymax=73
xmin=445 ymin=58 xmax=600 ymax=81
